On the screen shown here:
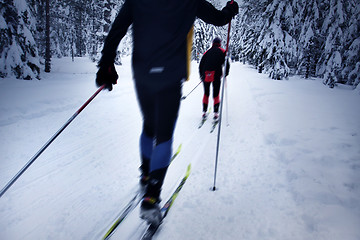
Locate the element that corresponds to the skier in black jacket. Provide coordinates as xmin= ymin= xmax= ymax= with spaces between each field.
xmin=199 ymin=37 xmax=230 ymax=121
xmin=95 ymin=0 xmax=238 ymax=225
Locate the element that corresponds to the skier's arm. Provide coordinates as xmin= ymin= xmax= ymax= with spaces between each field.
xmin=197 ymin=0 xmax=238 ymax=26
xmin=99 ymin=0 xmax=133 ymax=66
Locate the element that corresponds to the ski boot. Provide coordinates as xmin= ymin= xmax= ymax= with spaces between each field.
xmin=202 ymin=111 xmax=207 ymax=120
xmin=140 ymin=167 xmax=167 ymax=225
xmin=213 ymin=112 xmax=219 ymax=122
xmin=140 ymin=196 xmax=162 ymax=226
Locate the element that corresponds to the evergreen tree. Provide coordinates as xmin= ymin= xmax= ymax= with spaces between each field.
xmin=318 ymin=0 xmax=345 ymax=83
xmin=297 ymin=0 xmax=321 ymax=78
xmin=229 ymin=14 xmax=241 ymax=62
xmin=1 ymin=0 xmax=359 ymax=86
xmin=341 ymin=0 xmax=360 ymax=87
xmin=192 ymin=0 xmax=228 ymax=62
xmin=88 ymin=0 xmax=103 ymax=62
xmin=71 ymin=0 xmax=88 ymax=57
xmin=0 ymin=0 xmax=40 ymax=79
xmin=193 ymin=19 xmax=220 ymax=58
xmin=234 ymin=0 xmax=359 ymax=85
xmin=44 ymin=0 xmax=74 ymax=59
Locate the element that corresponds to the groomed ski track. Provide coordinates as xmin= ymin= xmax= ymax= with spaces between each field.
xmin=1 ymin=57 xmax=359 ymax=240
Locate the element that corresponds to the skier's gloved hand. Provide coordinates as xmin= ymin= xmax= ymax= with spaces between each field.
xmin=226 ymin=1 xmax=239 ymax=17
xmin=96 ymin=64 xmax=118 ymax=91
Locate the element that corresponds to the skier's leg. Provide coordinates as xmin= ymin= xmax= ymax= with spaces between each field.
xmin=139 ymin=83 xmax=182 ymax=225
xmin=147 ymin=83 xmax=181 ymax=197
xmin=202 ymin=82 xmax=210 ymax=113
xmin=139 ymin=131 xmax=152 ymax=185
xmin=135 ymin=85 xmax=156 ymax=185
xmin=213 ymin=79 xmax=221 ymax=114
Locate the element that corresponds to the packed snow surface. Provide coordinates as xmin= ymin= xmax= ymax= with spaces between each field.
xmin=0 ymin=57 xmax=359 ymax=240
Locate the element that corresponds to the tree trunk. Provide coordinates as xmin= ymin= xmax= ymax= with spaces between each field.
xmin=45 ymin=0 xmax=51 ymax=72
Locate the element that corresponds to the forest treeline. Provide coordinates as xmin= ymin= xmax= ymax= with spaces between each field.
xmin=1 ymin=0 xmax=359 ymax=88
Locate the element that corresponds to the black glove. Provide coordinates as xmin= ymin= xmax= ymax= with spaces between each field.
xmin=226 ymin=1 xmax=239 ymax=17
xmin=96 ymin=64 xmax=118 ymax=91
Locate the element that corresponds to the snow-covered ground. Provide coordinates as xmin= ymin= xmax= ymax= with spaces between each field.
xmin=0 ymin=57 xmax=359 ymax=240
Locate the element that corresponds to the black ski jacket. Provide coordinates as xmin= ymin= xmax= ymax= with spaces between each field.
xmin=99 ymin=0 xmax=235 ymax=91
xmin=199 ymin=45 xmax=230 ymax=82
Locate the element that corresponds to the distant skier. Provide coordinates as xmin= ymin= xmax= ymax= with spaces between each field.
xmin=199 ymin=37 xmax=230 ymax=121
xmin=95 ymin=0 xmax=238 ymax=226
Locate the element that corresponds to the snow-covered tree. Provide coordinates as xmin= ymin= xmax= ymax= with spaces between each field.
xmin=229 ymin=14 xmax=242 ymax=62
xmin=341 ymin=1 xmax=360 ymax=87
xmin=1 ymin=0 xmax=359 ymax=87
xmin=297 ymin=0 xmax=322 ymax=78
xmin=88 ymin=0 xmax=129 ymax=64
xmin=344 ymin=38 xmax=360 ymax=87
xmin=0 ymin=0 xmax=40 ymax=79
xmin=193 ymin=0 xmax=228 ymax=61
xmin=193 ymin=19 xmax=220 ymax=58
xmin=88 ymin=0 xmax=103 ymax=62
xmin=318 ymin=0 xmax=345 ymax=83
xmin=234 ymin=0 xmax=360 ymax=86
xmin=239 ymin=0 xmax=298 ymax=79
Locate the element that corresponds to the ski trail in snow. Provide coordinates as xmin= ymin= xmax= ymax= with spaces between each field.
xmin=108 ymin=119 xmax=212 ymax=240
xmin=158 ymin=64 xmax=303 ymax=240
xmin=104 ymin=79 xmax=218 ymax=238
xmin=1 ymin=58 xmax=359 ymax=240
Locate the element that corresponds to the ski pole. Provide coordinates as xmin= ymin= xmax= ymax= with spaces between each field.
xmin=212 ymin=1 xmax=233 ymax=191
xmin=225 ymin=78 xmax=229 ymax=126
xmin=181 ymin=80 xmax=202 ymax=100
xmin=0 ymin=84 xmax=106 ymax=198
